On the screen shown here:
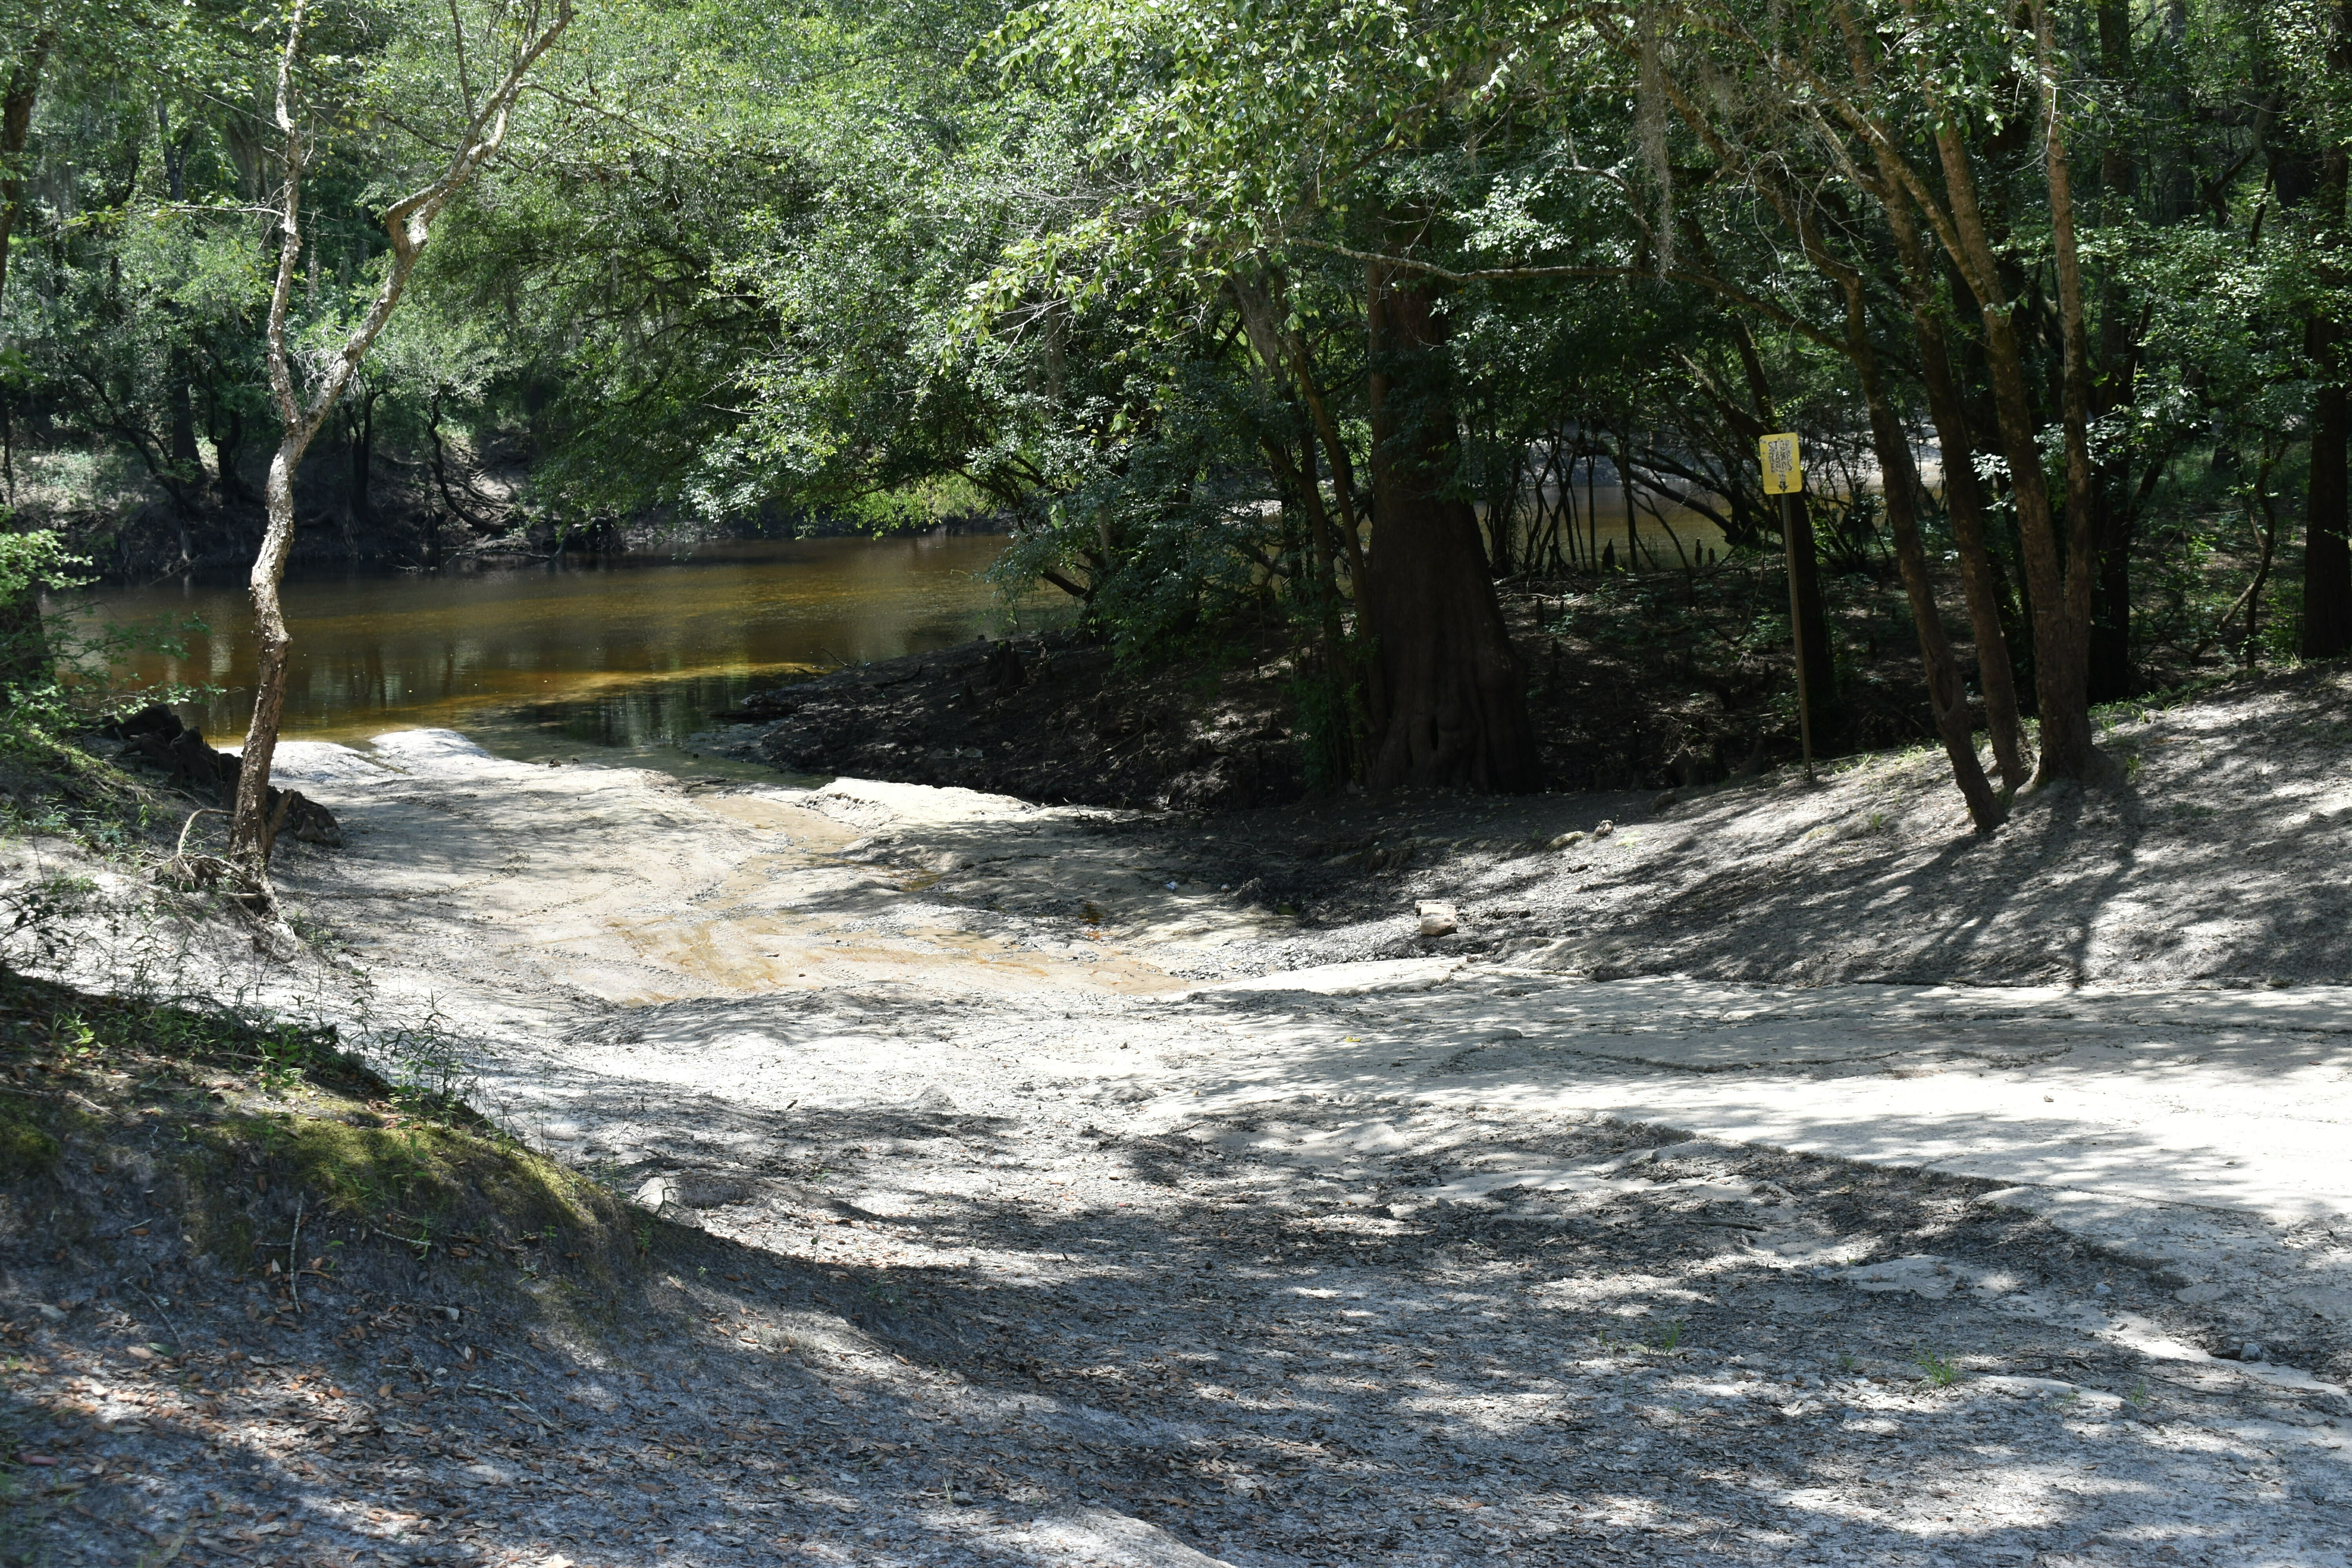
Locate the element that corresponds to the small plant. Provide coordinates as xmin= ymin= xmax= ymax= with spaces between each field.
xmin=1650 ymin=1317 xmax=1688 ymax=1354
xmin=376 ymin=1012 xmax=478 ymax=1121
xmin=255 ymin=1022 xmax=327 ymax=1093
xmin=1914 ymin=1349 xmax=1962 ymax=1388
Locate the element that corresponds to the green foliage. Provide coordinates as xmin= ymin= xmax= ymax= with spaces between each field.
xmin=7 ymin=0 xmax=2352 ymax=789
xmin=1915 ymin=1348 xmax=1963 ymax=1389
xmin=0 ymin=530 xmax=85 ymax=603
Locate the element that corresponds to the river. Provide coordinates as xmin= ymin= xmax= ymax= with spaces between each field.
xmin=58 ymin=535 xmax=1057 ymax=770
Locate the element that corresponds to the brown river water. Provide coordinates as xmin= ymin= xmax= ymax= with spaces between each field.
xmin=58 ymin=535 xmax=1057 ymax=770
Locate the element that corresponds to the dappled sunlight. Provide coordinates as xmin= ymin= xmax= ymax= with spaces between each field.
xmin=1478 ymin=668 xmax=2352 ymax=992
xmin=17 ymin=672 xmax=2332 ymax=1564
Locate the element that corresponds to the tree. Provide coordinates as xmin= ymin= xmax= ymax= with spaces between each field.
xmin=1361 ymin=263 xmax=1539 ymax=789
xmin=228 ymin=0 xmax=572 ymax=887
xmin=2292 ymin=0 xmax=2352 ymax=659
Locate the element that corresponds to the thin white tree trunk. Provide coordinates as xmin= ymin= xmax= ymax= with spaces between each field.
xmin=228 ymin=0 xmax=572 ymax=889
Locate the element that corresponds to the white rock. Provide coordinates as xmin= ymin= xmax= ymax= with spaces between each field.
xmin=633 ymin=1176 xmax=674 ymax=1211
xmin=1416 ymin=900 xmax=1459 ymax=937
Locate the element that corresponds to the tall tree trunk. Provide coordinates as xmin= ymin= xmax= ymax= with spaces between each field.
xmin=2303 ymin=21 xmax=2352 ymax=657
xmin=344 ymin=387 xmax=376 ymax=554
xmin=2086 ymin=0 xmax=2139 ymax=701
xmin=0 ymin=26 xmax=50 ymax=314
xmin=211 ymin=394 xmax=254 ymax=506
xmin=1618 ymin=421 xmax=1639 ymax=568
xmin=1933 ymin=122 xmax=2098 ymax=782
xmin=167 ymin=365 xmax=200 ymax=472
xmin=2033 ymin=0 xmax=2106 ymax=770
xmin=1728 ymin=318 xmax=1837 ymax=724
xmin=1875 ymin=181 xmax=2031 ymax=788
xmin=2086 ymin=473 xmax=2134 ymax=697
xmin=1815 ymin=253 xmax=2004 ymax=831
xmin=1916 ymin=323 xmax=2032 ymax=790
xmin=0 ymin=28 xmax=54 ymax=679
xmin=2307 ymin=276 xmax=2352 ymax=659
xmin=160 ymin=99 xmax=203 ymax=542
xmin=1360 ymin=264 xmax=1539 ymax=792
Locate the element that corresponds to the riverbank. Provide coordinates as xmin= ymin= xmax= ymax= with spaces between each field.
xmin=701 ymin=552 xmax=2110 ymax=813
xmin=714 ymin=653 xmax=2352 ymax=991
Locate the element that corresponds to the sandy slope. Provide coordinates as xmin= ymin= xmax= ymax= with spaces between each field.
xmin=8 ymin=671 xmax=2352 ymax=1568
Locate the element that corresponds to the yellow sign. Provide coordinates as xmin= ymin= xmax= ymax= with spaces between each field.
xmin=1759 ymin=432 xmax=1803 ymax=495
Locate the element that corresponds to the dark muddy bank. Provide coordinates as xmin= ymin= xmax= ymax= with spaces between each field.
xmin=702 ymin=566 xmax=1956 ymax=813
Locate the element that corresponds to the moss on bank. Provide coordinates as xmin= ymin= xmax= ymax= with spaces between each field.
xmin=0 ymin=965 xmax=652 ymax=1344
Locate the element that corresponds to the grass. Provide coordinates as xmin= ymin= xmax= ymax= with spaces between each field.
xmin=0 ymin=964 xmax=651 ymax=1324
xmin=0 ymin=1105 xmax=61 ymax=1180
xmin=1914 ymin=1348 xmax=1964 ymax=1389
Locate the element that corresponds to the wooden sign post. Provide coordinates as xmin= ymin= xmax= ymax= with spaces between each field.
xmin=1759 ymin=433 xmax=1815 ymax=782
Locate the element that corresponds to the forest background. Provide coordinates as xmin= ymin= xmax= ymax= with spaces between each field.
xmin=1 ymin=0 xmax=2348 ymax=842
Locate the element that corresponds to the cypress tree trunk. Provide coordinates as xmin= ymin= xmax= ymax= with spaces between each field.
xmin=1360 ymin=265 xmax=1539 ymax=793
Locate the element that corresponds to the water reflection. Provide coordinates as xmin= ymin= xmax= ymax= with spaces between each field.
xmin=58 ymin=535 xmax=1060 ymax=763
